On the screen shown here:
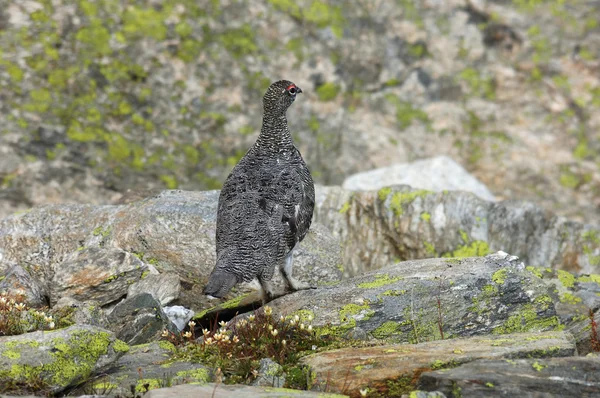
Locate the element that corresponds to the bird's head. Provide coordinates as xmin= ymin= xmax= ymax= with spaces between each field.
xmin=263 ymin=80 xmax=302 ymax=115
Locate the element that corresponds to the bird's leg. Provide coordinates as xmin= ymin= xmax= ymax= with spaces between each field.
xmin=258 ymin=277 xmax=275 ymax=303
xmin=281 ymin=250 xmax=314 ymax=292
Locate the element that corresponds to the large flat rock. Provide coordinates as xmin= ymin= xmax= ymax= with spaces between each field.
xmin=301 ymin=331 xmax=575 ymax=396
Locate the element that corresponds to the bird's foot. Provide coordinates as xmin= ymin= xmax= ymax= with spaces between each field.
xmin=286 ymin=278 xmax=316 ymax=292
xmin=260 ymin=281 xmax=275 ymax=303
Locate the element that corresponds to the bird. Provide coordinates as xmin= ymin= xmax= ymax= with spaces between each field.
xmin=204 ymin=80 xmax=315 ymax=301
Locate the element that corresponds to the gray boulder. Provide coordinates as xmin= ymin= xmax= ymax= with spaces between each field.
xmin=0 ymin=325 xmax=128 ymax=394
xmin=127 ymin=273 xmax=181 ymax=306
xmin=107 ymin=293 xmax=178 ymax=345
xmin=315 ymin=185 xmax=600 ymax=276
xmin=143 ymin=383 xmax=348 ymax=398
xmin=0 ymin=190 xmax=343 ymax=312
xmin=419 ymin=356 xmax=600 ymax=397
xmin=0 ymin=265 xmax=47 ymax=308
xmin=342 ymin=156 xmax=496 ymax=202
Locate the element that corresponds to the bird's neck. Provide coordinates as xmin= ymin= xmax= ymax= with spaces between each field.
xmin=256 ymin=112 xmax=294 ymax=152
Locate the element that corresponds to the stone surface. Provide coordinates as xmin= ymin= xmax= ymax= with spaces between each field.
xmin=50 ymin=247 xmax=147 ymax=307
xmin=251 ymin=358 xmax=285 ymax=388
xmin=419 ymin=356 xmax=600 ymax=397
xmin=342 ymin=156 xmax=496 ymax=202
xmin=0 ymin=325 xmax=128 ymax=394
xmin=143 ymin=383 xmax=348 ymax=398
xmin=53 ymin=297 xmax=109 ymax=329
xmin=301 ymin=331 xmax=575 ymax=396
xmin=74 ymin=341 xmax=210 ymax=397
xmin=258 ymin=253 xmax=571 ymax=345
xmin=0 ymin=265 xmax=47 ymax=307
xmin=0 ymin=190 xmax=343 ymax=311
xmin=315 ymin=185 xmax=600 ymax=276
xmin=107 ymin=293 xmax=178 ymax=345
xmin=127 ymin=273 xmax=181 ymax=306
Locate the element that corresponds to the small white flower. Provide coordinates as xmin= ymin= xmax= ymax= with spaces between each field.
xmin=205 ymin=337 xmax=213 ymax=345
xmin=280 ymin=315 xmax=285 ymax=322
xmin=232 ymin=335 xmax=240 ymax=343
xmin=161 ymin=329 xmax=170 ymax=337
xmin=219 ymin=320 xmax=227 ymax=328
xmin=188 ymin=320 xmax=196 ymax=327
xmin=307 ymin=325 xmax=313 ymax=332
xmin=271 ymin=329 xmax=278 ymax=337
xmin=15 ymin=303 xmax=26 ymax=311
xmin=294 ymin=315 xmax=300 ymax=322
xmin=312 ymin=345 xmax=317 ymax=350
xmin=360 ymin=388 xmax=369 ymax=396
xmin=202 ymin=328 xmax=210 ymax=336
xmin=48 ymin=322 xmax=55 ymax=329
xmin=183 ymin=331 xmax=192 ymax=338
xmin=248 ymin=315 xmax=255 ymax=322
xmin=264 ymin=306 xmax=272 ymax=316
xmin=308 ymin=314 xmax=314 ymax=322
xmin=300 ymin=323 xmax=305 ymax=330
xmin=282 ymin=339 xmax=287 ymax=345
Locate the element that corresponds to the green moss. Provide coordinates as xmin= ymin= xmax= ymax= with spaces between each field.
xmin=430 ymin=359 xmax=462 ymax=370
xmin=526 ymin=266 xmax=544 ymax=279
xmin=557 ymin=270 xmax=575 ymax=288
xmin=2 ymin=350 xmax=21 ymax=360
xmin=0 ymin=329 xmax=117 ymax=387
xmin=578 ymin=274 xmax=600 ymax=284
xmin=92 ymin=226 xmax=112 ymax=238
xmin=316 ymin=82 xmax=340 ymax=101
xmin=135 ymin=378 xmax=162 ymax=392
xmin=382 ymin=290 xmax=407 ymax=296
xmin=175 ymin=368 xmax=209 ymax=383
xmin=384 ymin=190 xmax=431 ymax=216
xmin=378 ymin=187 xmax=392 ymax=201
xmin=446 ymin=240 xmax=490 ymax=258
xmin=358 ymin=274 xmax=402 ymax=289
xmin=158 ymin=340 xmax=176 ymax=353
xmin=492 ymin=269 xmax=508 ymax=285
xmin=559 ymin=293 xmax=582 ymax=305
xmin=423 ymin=241 xmax=436 ymax=256
xmin=421 ymin=212 xmax=431 ymax=222
xmin=220 ymin=293 xmax=251 ymax=309
xmin=485 ymin=382 xmax=494 ymax=388
xmin=220 ymin=24 xmax=257 ymax=58
xmin=113 ymin=339 xmax=130 ymax=353
xmin=492 ymin=303 xmax=562 ymax=335
xmin=372 ymin=321 xmax=401 ymax=339
xmin=532 ymin=361 xmax=546 ymax=371
xmin=338 ymin=201 xmax=351 ymax=214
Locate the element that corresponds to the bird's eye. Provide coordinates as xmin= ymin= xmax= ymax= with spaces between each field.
xmin=288 ymin=87 xmax=297 ymax=95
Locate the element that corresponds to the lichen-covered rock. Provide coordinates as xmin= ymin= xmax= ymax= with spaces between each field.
xmin=127 ymin=273 xmax=181 ymax=306
xmin=418 ymin=356 xmax=600 ymax=397
xmin=261 ymin=253 xmax=569 ymax=344
xmin=143 ymin=383 xmax=348 ymax=398
xmin=50 ymin=247 xmax=147 ymax=307
xmin=0 ymin=265 xmax=48 ymax=307
xmin=315 ymin=185 xmax=600 ymax=276
xmin=0 ymin=190 xmax=343 ymax=311
xmin=301 ymin=331 xmax=575 ymax=396
xmin=107 ymin=293 xmax=178 ymax=345
xmin=342 ymin=156 xmax=497 ymax=202
xmin=251 ymin=358 xmax=285 ymax=388
xmin=0 ymin=325 xmax=129 ymax=393
xmin=74 ymin=341 xmax=210 ymax=397
xmin=53 ymin=297 xmax=109 ymax=329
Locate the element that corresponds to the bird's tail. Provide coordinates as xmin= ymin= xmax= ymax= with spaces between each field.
xmin=204 ymin=269 xmax=239 ymax=299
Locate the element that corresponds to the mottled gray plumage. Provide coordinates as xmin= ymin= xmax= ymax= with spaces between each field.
xmin=204 ymin=80 xmax=315 ymax=299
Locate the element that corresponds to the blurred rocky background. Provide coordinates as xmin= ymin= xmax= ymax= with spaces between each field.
xmin=0 ymin=0 xmax=599 ymax=223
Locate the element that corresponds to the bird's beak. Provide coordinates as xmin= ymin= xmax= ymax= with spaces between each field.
xmin=296 ymin=87 xmax=303 ymax=94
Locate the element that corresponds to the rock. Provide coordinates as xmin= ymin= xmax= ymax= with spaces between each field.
xmin=127 ymin=273 xmax=181 ymax=306
xmin=164 ymin=305 xmax=195 ymax=331
xmin=342 ymin=156 xmax=496 ymax=202
xmin=418 ymin=356 xmax=600 ymax=397
xmin=53 ymin=297 xmax=109 ymax=329
xmin=261 ymin=254 xmax=570 ymax=344
xmin=251 ymin=358 xmax=285 ymax=388
xmin=0 ymin=325 xmax=128 ymax=394
xmin=74 ymin=341 xmax=210 ymax=397
xmin=0 ymin=190 xmax=343 ymax=311
xmin=301 ymin=331 xmax=575 ymax=396
xmin=50 ymin=247 xmax=148 ymax=307
xmin=143 ymin=383 xmax=348 ymax=398
xmin=107 ymin=293 xmax=178 ymax=345
xmin=0 ymin=265 xmax=47 ymax=307
xmin=314 ymin=185 xmax=600 ymax=276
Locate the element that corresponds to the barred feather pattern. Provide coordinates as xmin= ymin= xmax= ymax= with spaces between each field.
xmin=204 ymin=80 xmax=315 ymax=298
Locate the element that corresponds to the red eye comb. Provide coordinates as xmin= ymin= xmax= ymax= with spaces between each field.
xmin=285 ymin=84 xmax=296 ymax=91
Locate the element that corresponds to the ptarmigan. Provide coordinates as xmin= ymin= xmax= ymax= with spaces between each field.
xmin=204 ymin=80 xmax=315 ymax=300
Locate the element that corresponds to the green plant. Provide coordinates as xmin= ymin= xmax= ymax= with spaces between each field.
xmin=164 ymin=306 xmax=328 ymax=387
xmin=0 ymin=291 xmax=71 ymax=336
